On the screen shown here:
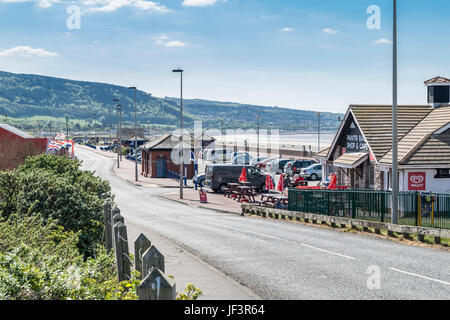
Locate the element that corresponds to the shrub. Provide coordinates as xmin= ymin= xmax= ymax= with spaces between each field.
xmin=0 ymin=154 xmax=111 ymax=256
xmin=0 ymin=216 xmax=139 ymax=300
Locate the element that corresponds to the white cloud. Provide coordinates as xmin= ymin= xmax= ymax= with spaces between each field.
xmin=0 ymin=0 xmax=59 ymax=7
xmin=182 ymin=0 xmax=225 ymax=7
xmin=164 ymin=40 xmax=186 ymax=47
xmin=281 ymin=27 xmax=295 ymax=32
xmin=374 ymin=38 xmax=393 ymax=45
xmin=0 ymin=0 xmax=169 ymax=13
xmin=322 ymin=28 xmax=338 ymax=34
xmin=0 ymin=45 xmax=60 ymax=57
xmin=83 ymin=0 xmax=169 ymax=13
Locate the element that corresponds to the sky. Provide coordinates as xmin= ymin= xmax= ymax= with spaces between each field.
xmin=0 ymin=0 xmax=449 ymax=113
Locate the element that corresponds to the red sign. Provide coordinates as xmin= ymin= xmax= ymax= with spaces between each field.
xmin=408 ymin=172 xmax=426 ymax=191
xmin=199 ymin=191 xmax=208 ymax=203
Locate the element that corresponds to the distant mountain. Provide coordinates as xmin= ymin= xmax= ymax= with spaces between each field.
xmin=0 ymin=70 xmax=342 ymax=132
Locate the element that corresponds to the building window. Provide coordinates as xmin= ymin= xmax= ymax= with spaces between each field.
xmin=435 ymin=169 xmax=450 ymax=178
xmin=369 ymin=165 xmax=375 ymax=188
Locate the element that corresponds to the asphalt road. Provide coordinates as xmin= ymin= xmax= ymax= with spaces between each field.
xmin=77 ymin=148 xmax=450 ymax=300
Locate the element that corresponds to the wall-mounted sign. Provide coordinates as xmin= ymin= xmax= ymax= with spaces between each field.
xmin=343 ymin=121 xmax=369 ymax=153
xmin=379 ymin=165 xmax=390 ymax=172
xmin=408 ymin=172 xmax=426 ymax=191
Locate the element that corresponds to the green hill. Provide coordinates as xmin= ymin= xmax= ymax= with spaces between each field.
xmin=0 ymin=70 xmax=342 ymax=133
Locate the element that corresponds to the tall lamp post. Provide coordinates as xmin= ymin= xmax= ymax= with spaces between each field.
xmin=173 ymin=68 xmax=184 ymax=199
xmin=317 ymin=112 xmax=321 ymax=153
xmin=128 ymin=87 xmax=139 ymax=182
xmin=116 ymin=103 xmax=122 ymax=168
xmin=392 ymin=0 xmax=399 ymax=224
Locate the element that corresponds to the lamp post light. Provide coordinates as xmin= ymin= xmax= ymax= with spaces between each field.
xmin=172 ymin=68 xmax=184 ymax=199
xmin=392 ymin=0 xmax=399 ymax=225
xmin=256 ymin=116 xmax=260 ymax=158
xmin=317 ymin=112 xmax=321 ymax=153
xmin=116 ymin=103 xmax=122 ymax=168
xmin=128 ymin=87 xmax=139 ymax=182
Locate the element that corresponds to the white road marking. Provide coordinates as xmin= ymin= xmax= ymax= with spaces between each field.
xmin=389 ymin=267 xmax=450 ymax=286
xmin=300 ymin=243 xmax=356 ymax=260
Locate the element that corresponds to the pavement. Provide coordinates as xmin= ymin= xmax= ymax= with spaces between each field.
xmin=77 ymin=146 xmax=450 ymax=300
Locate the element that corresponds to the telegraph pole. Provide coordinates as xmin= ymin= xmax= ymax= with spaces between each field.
xmin=66 ymin=115 xmax=69 ymax=139
xmin=128 ymin=87 xmax=138 ymax=182
xmin=256 ymin=116 xmax=260 ymax=158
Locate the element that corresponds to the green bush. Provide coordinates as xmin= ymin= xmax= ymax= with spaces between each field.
xmin=0 ymin=215 xmax=139 ymax=300
xmin=0 ymin=155 xmax=111 ymax=256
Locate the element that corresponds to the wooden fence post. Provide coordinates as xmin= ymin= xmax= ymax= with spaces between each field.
xmin=142 ymin=246 xmax=165 ymax=279
xmin=134 ymin=234 xmax=151 ymax=279
xmin=103 ymin=202 xmax=113 ymax=251
xmin=114 ymin=222 xmax=131 ymax=282
xmin=138 ymin=268 xmax=176 ymax=300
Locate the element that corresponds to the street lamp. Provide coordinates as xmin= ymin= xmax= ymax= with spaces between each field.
xmin=116 ymin=103 xmax=122 ymax=168
xmin=172 ymin=68 xmax=184 ymax=199
xmin=128 ymin=87 xmax=138 ymax=182
xmin=392 ymin=0 xmax=399 ymax=224
xmin=256 ymin=116 xmax=260 ymax=158
xmin=317 ymin=112 xmax=321 ymax=153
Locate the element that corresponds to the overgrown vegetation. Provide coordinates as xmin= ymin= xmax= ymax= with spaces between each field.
xmin=0 ymin=154 xmax=202 ymax=300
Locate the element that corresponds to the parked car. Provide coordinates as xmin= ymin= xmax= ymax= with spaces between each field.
xmin=205 ymin=164 xmax=267 ymax=193
xmin=299 ymin=164 xmax=323 ymax=181
xmin=193 ymin=173 xmax=205 ymax=188
xmin=267 ymin=158 xmax=292 ymax=174
xmin=284 ymin=159 xmax=317 ymax=175
xmin=250 ymin=156 xmax=269 ymax=167
xmin=100 ymin=144 xmax=116 ymax=151
xmin=256 ymin=157 xmax=276 ymax=169
xmin=233 ymin=152 xmax=253 ymax=165
xmin=206 ymin=149 xmax=234 ymax=163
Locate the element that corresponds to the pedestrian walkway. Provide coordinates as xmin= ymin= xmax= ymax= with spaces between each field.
xmin=161 ymin=189 xmax=243 ymax=214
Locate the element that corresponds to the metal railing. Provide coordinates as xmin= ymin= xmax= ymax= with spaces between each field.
xmin=288 ymin=189 xmax=450 ymax=230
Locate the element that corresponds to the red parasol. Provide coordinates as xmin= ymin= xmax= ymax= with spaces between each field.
xmin=277 ymin=173 xmax=285 ymax=192
xmin=328 ymin=173 xmax=337 ymax=190
xmin=265 ymin=175 xmax=274 ymax=191
xmin=238 ymin=167 xmax=248 ymax=182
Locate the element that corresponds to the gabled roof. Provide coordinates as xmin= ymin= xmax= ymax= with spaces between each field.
xmin=316 ymin=147 xmax=330 ymax=158
xmin=142 ymin=133 xmax=192 ymax=150
xmin=381 ymin=106 xmax=450 ymax=165
xmin=401 ymin=128 xmax=450 ymax=166
xmin=0 ymin=124 xmax=33 ymax=139
xmin=424 ymin=76 xmax=450 ymax=84
xmin=350 ymin=105 xmax=431 ymax=160
xmin=121 ymin=134 xmax=148 ymax=142
xmin=333 ymin=153 xmax=368 ymax=169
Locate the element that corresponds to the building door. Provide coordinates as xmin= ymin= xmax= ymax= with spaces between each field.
xmin=156 ymin=157 xmax=166 ymax=178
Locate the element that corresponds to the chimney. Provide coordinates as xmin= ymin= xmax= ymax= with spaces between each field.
xmin=424 ymin=76 xmax=450 ymax=108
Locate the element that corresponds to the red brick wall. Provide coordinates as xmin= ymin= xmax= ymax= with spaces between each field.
xmin=0 ymin=128 xmax=47 ymax=171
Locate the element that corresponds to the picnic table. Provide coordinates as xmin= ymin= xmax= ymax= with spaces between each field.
xmin=258 ymin=193 xmax=289 ymax=208
xmin=224 ymin=183 xmax=241 ymax=198
xmin=235 ymin=186 xmax=256 ymax=203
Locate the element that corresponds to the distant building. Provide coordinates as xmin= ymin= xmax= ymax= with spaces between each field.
xmin=0 ymin=124 xmax=48 ymax=171
xmin=119 ymin=128 xmax=145 ymax=138
xmin=120 ymin=134 xmax=148 ymax=148
xmin=319 ymin=77 xmax=450 ymax=193
xmin=140 ymin=133 xmax=215 ymax=179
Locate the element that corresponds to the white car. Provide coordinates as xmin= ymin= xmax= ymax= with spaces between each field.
xmin=206 ymin=149 xmax=234 ymax=163
xmin=233 ymin=153 xmax=254 ymax=165
xmin=300 ymin=164 xmax=323 ymax=181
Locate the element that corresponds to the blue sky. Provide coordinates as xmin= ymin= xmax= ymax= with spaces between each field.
xmin=0 ymin=0 xmax=449 ymax=112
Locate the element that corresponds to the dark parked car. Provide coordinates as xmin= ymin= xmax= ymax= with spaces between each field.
xmin=205 ymin=164 xmax=267 ymax=193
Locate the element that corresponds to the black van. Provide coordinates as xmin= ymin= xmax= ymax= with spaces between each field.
xmin=205 ymin=164 xmax=267 ymax=193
